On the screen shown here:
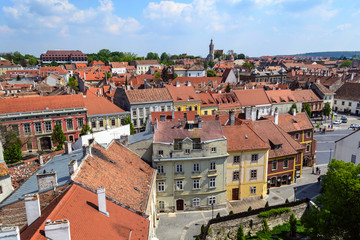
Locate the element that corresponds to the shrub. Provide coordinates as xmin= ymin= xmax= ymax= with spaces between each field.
xmin=229 ymin=211 xmax=234 ymax=215
xmin=201 ymin=225 xmax=205 ymax=234
xmin=285 ymin=198 xmax=289 ymax=204
xmin=290 ymin=213 xmax=297 ymax=237
xmin=236 ymin=225 xmax=244 ymax=240
xmin=258 ymin=207 xmax=291 ymax=218
xmin=263 ymin=219 xmax=270 ymax=232
xmin=265 ymin=201 xmax=269 ymax=208
xmin=216 ymin=213 xmax=221 ymax=218
xmin=248 ymin=206 xmax=252 ymax=212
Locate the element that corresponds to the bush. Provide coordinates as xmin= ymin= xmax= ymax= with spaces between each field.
xmin=229 ymin=211 xmax=234 ymax=215
xmin=258 ymin=207 xmax=291 ymax=218
xmin=248 ymin=206 xmax=252 ymax=212
xmin=216 ymin=213 xmax=221 ymax=218
xmin=290 ymin=213 xmax=297 ymax=237
xmin=263 ymin=219 xmax=270 ymax=232
xmin=265 ymin=201 xmax=269 ymax=208
xmin=236 ymin=225 xmax=244 ymax=240
xmin=201 ymin=224 xmax=205 ymax=234
xmin=285 ymin=198 xmax=289 ymax=203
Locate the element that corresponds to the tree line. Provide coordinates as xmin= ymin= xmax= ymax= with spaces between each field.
xmin=0 ymin=52 xmax=39 ymax=67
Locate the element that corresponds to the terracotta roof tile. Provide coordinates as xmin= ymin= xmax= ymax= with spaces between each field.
xmin=233 ymin=89 xmax=271 ymax=107
xmin=126 ymin=88 xmax=172 ymax=103
xmin=74 ymin=142 xmax=155 ymax=214
xmin=84 ymin=91 xmax=125 ymax=116
xmin=166 ymin=85 xmax=201 ymax=103
xmin=210 ymin=92 xmax=241 ymax=109
xmin=335 ymin=82 xmax=360 ymax=101
xmin=151 ymin=111 xmax=198 ymax=124
xmin=197 ymin=92 xmax=217 ymax=107
xmin=265 ymin=89 xmax=297 ymax=104
xmin=0 ymin=162 xmax=9 ymax=177
xmin=292 ymin=89 xmax=321 ymax=102
xmin=263 ymin=112 xmax=313 ymax=133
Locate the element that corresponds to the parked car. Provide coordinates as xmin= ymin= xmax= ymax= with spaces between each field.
xmin=349 ymin=123 xmax=360 ymax=129
xmin=341 ymin=116 xmax=348 ymax=123
xmin=333 ymin=119 xmax=342 ymax=125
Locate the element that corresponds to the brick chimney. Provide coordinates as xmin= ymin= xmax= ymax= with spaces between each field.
xmin=64 ymin=141 xmax=72 ymax=154
xmin=68 ymin=159 xmax=78 ymax=178
xmin=36 ymin=171 xmax=57 ymax=191
xmin=274 ymin=108 xmax=279 ymax=125
xmin=25 ymin=193 xmax=41 ymax=226
xmin=292 ymin=108 xmax=297 ymax=117
xmin=97 ymin=187 xmax=109 ymax=216
xmin=45 ymin=219 xmax=71 ymax=240
xmin=229 ymin=110 xmax=235 ymax=125
xmin=0 ymin=226 xmax=20 ymax=240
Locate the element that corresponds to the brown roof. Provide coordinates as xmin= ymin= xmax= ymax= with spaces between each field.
xmin=233 ymin=89 xmax=270 ymax=107
xmin=0 ymin=162 xmax=9 ymax=177
xmin=251 ymin=119 xmax=303 ymax=159
xmin=0 ymin=60 xmax=17 ymax=67
xmin=263 ymin=112 xmax=313 ymax=133
xmin=133 ymin=60 xmax=160 ymax=65
xmin=0 ymin=94 xmax=85 ymax=114
xmin=197 ymin=92 xmax=217 ymax=107
xmin=23 ymin=184 xmax=149 ymax=240
xmin=154 ymin=120 xmax=225 ymax=143
xmin=265 ymin=89 xmax=296 ymax=104
xmin=335 ymin=82 xmax=360 ymax=101
xmin=313 ymin=82 xmax=334 ymax=94
xmin=223 ymin=124 xmax=269 ymax=151
xmin=84 ymin=91 xmax=125 ymax=116
xmin=74 ymin=142 xmax=155 ymax=214
xmin=111 ymin=62 xmax=128 ymax=68
xmin=126 ymin=88 xmax=172 ymax=103
xmin=151 ymin=111 xmax=198 ymax=124
xmin=292 ymin=89 xmax=321 ymax=103
xmin=211 ymin=92 xmax=241 ymax=110
xmin=166 ymin=85 xmax=201 ymax=103
xmin=174 ymin=77 xmax=223 ymax=85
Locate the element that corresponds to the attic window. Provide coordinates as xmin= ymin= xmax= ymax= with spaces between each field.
xmin=177 ymin=97 xmax=182 ymax=100
xmin=134 ymin=187 xmax=139 ymax=191
xmin=139 ymin=168 xmax=144 ymax=172
xmin=189 ymin=96 xmax=194 ymax=99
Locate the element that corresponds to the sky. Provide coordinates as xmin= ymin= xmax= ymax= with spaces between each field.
xmin=0 ymin=0 xmax=359 ymax=57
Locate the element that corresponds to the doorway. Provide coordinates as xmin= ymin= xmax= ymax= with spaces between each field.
xmin=40 ymin=137 xmax=52 ymax=150
xmin=176 ymin=199 xmax=184 ymax=211
xmin=232 ymin=188 xmax=239 ymax=200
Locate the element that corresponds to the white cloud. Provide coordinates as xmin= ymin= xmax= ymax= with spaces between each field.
xmin=144 ymin=1 xmax=192 ymax=20
xmin=0 ymin=25 xmax=14 ymax=33
xmin=336 ymin=23 xmax=351 ymax=31
xmin=104 ymin=16 xmax=143 ymax=34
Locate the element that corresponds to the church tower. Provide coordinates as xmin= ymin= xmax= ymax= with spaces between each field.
xmin=206 ymin=39 xmax=214 ymax=62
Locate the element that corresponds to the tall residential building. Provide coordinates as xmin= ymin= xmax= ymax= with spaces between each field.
xmin=152 ymin=118 xmax=228 ymax=212
xmin=40 ymin=50 xmax=88 ymax=64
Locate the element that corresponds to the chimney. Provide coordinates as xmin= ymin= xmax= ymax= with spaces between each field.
xmin=176 ymin=81 xmax=180 ymax=87
xmin=245 ymin=107 xmax=251 ymax=120
xmin=25 ymin=193 xmax=41 ymax=226
xmin=274 ymin=108 xmax=279 ymax=125
xmin=82 ymin=144 xmax=92 ymax=157
xmin=172 ymin=110 xmax=175 ymax=120
xmin=251 ymin=107 xmax=257 ymax=121
xmin=292 ymin=108 xmax=296 ymax=117
xmin=154 ymin=118 xmax=158 ymax=131
xmin=187 ymin=81 xmax=191 ymax=87
xmin=38 ymin=154 xmax=44 ymax=165
xmin=64 ymin=141 xmax=72 ymax=154
xmin=97 ymin=187 xmax=109 ymax=216
xmin=229 ymin=110 xmax=235 ymax=125
xmin=36 ymin=171 xmax=57 ymax=191
xmin=198 ymin=117 xmax=202 ymax=129
xmin=45 ymin=219 xmax=71 ymax=240
xmin=68 ymin=159 xmax=78 ymax=177
xmin=0 ymin=226 xmax=20 ymax=240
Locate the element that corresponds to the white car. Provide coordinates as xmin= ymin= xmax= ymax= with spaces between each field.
xmin=333 ymin=120 xmax=341 ymax=125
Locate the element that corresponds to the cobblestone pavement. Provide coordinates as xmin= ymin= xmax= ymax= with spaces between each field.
xmin=227 ymin=198 xmax=266 ymax=213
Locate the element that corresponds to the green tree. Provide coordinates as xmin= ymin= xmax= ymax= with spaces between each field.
xmin=80 ymin=124 xmax=93 ymax=136
xmin=160 ymin=52 xmax=169 ymax=62
xmin=289 ymin=213 xmax=297 ymax=237
xmin=68 ymin=76 xmax=78 ymax=88
xmin=52 ymin=124 xmax=66 ymax=150
xmin=265 ymin=201 xmax=269 ymax=208
xmin=3 ymin=130 xmax=22 ymax=164
xmin=161 ymin=67 xmax=169 ymax=82
xmin=123 ymin=116 xmax=135 ymax=135
xmin=146 ymin=52 xmax=159 ymax=60
xmin=106 ymin=72 xmax=112 ymax=79
xmin=225 ymin=83 xmax=231 ymax=93
xmin=263 ymin=219 xmax=269 ymax=232
xmin=248 ymin=206 xmax=252 ymax=212
xmin=28 ymin=57 xmax=38 ymax=66
xmin=214 ymin=51 xmax=222 ymax=59
xmin=173 ymin=73 xmax=178 ymax=79
xmin=154 ymin=72 xmax=161 ymax=79
xmin=238 ymin=53 xmax=245 ymax=59
xmin=204 ymin=60 xmax=208 ymax=69
xmin=207 ymin=69 xmax=218 ymax=77
xmin=322 ymin=102 xmax=331 ymax=117
xmin=302 ymin=103 xmax=312 ymax=117
xmin=236 ymin=225 xmax=245 ymax=240
xmin=208 ymin=61 xmax=215 ymax=68
xmin=340 ymin=60 xmax=352 ymax=68
xmin=302 ymin=160 xmax=360 ymax=240
xmin=48 ymin=61 xmax=59 ymax=67
xmin=288 ymin=103 xmax=299 ymax=114
xmin=242 ymin=62 xmax=255 ymax=69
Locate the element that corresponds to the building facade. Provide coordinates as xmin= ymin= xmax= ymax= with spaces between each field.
xmin=130 ymin=60 xmax=162 ymax=75
xmin=166 ymin=85 xmax=201 ymax=114
xmin=153 ymin=119 xmax=228 ymax=212
xmin=334 ymin=130 xmax=360 ymax=165
xmin=334 ymin=83 xmax=360 ymax=115
xmin=40 ymin=50 xmax=88 ymax=64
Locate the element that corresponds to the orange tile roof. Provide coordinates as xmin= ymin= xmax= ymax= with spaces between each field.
xmin=75 ymin=63 xmax=87 ymax=69
xmin=111 ymin=62 xmax=128 ymax=68
xmin=211 ymin=92 xmax=241 ymax=110
xmin=89 ymin=60 xmax=105 ymax=66
xmin=174 ymin=77 xmax=223 ymax=86
xmin=233 ymin=89 xmax=271 ymax=107
xmin=151 ymin=111 xmax=198 ymax=124
xmin=74 ymin=142 xmax=155 ymax=214
xmin=265 ymin=89 xmax=297 ymax=104
xmin=0 ymin=94 xmax=85 ymax=114
xmin=126 ymin=88 xmax=172 ymax=103
xmin=223 ymin=124 xmax=269 ymax=151
xmin=40 ymin=66 xmax=68 ymax=76
xmin=292 ymin=89 xmax=321 ymax=103
xmin=84 ymin=91 xmax=125 ymax=116
xmin=25 ymin=184 xmax=149 ymax=240
xmin=264 ymin=112 xmax=313 ymax=133
xmin=166 ymin=85 xmax=201 ymax=103
xmin=197 ymin=92 xmax=217 ymax=107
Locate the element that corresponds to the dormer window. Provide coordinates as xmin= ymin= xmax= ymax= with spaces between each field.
xmin=160 ymin=115 xmax=166 ymax=122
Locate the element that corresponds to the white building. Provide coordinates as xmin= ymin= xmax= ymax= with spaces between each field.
xmin=334 ymin=130 xmax=360 ymax=165
xmin=333 ymin=83 xmax=360 ymax=115
xmin=130 ymin=60 xmax=162 ymax=75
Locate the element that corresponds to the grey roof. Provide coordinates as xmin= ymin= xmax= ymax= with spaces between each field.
xmin=1 ymin=149 xmax=84 ymax=207
xmin=128 ymin=131 xmax=154 ymax=145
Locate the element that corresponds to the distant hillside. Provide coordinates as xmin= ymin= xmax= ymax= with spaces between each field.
xmin=296 ymin=51 xmax=360 ymax=58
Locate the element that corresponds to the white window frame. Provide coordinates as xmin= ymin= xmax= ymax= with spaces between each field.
xmin=210 ymin=162 xmax=216 ymax=170
xmin=211 ymin=147 xmax=216 ymax=153
xmin=193 ymin=163 xmax=200 ymax=172
xmin=272 ymin=161 xmax=277 ymax=170
xmin=157 ymin=165 xmax=164 ymax=174
xmin=35 ymin=122 xmax=42 ymax=133
xmin=185 ymin=149 xmax=190 ymax=154
xmin=157 ymin=181 xmax=165 ymax=192
xmin=250 ymin=169 xmax=257 ymax=179
xmin=176 ymin=164 xmax=183 ymax=173
xmin=24 ymin=123 xmax=31 ymax=135
xmin=306 ymin=131 xmax=311 ymax=138
xmin=193 ymin=179 xmax=200 ymax=189
xmin=233 ymin=170 xmax=240 ymax=181
xmin=193 ymin=198 xmax=200 ymax=207
xmin=295 ymin=133 xmax=299 ymax=140
xmin=251 ymin=154 xmax=258 ymax=162
xmin=175 ymin=180 xmax=183 ymax=191
xmin=234 ymin=155 xmax=240 ymax=163
xmin=158 ymin=150 xmax=164 ymax=157
xmin=209 ymin=196 xmax=216 ymax=205
xmin=250 ymin=186 xmax=256 ymax=195
xmin=283 ymin=159 xmax=289 ymax=168
xmin=209 ymin=177 xmax=216 ymax=188
xmin=159 ymin=201 xmax=165 ymax=209
xmin=45 ymin=121 xmax=52 ymax=132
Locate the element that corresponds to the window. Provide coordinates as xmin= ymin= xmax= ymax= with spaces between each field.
xmin=111 ymin=118 xmax=116 ymax=126
xmin=193 ymin=179 xmax=200 ymax=189
xmin=209 ymin=196 xmax=216 ymax=205
xmin=45 ymin=121 xmax=52 ymax=132
xmin=209 ymin=177 xmax=216 ymax=188
xmin=69 ymin=135 xmax=74 ymax=142
xmin=91 ymin=120 xmax=96 ymax=128
xmin=158 ymin=150 xmax=164 ymax=157
xmin=178 ymin=107 xmax=181 ymax=111
xmin=27 ymin=141 xmax=32 ymax=150
xmin=66 ymin=119 xmax=73 ymax=130
xmin=157 ymin=165 xmax=164 ymax=174
xmin=55 ymin=120 xmax=62 ymax=126
xmin=139 ymin=119 xmax=144 ymax=126
xmin=306 ymin=144 xmax=311 ymax=152
xmin=351 ymin=155 xmax=356 ymax=164
xmin=250 ymin=186 xmax=256 ymax=194
xmin=193 ymin=198 xmax=200 ymax=207
xmin=234 ymin=155 xmax=241 ymax=163
xmin=349 ymin=102 xmax=352 ymax=107
xmin=193 ymin=163 xmax=200 ymax=172
xmin=175 ymin=180 xmax=183 ymax=190
xmin=159 ymin=201 xmax=165 ymax=209
xmin=176 ymin=164 xmax=183 ymax=173
xmin=295 ymin=133 xmax=299 ymax=140
xmin=77 ymin=118 xmax=84 ymax=128
xmin=306 ymin=131 xmax=311 ymax=138
xmin=157 ymin=181 xmax=165 ymax=192
xmin=161 ymin=106 xmax=165 ymax=112
xmin=233 ymin=171 xmax=240 ymax=181
xmin=185 ymin=149 xmax=190 ymax=154
xmin=342 ymin=101 xmax=345 ymax=106
xmin=132 ymin=109 xmax=137 ymax=117
xmin=99 ymin=119 xmax=104 ymax=128
xmin=139 ymin=108 xmax=144 ymax=117
xmin=23 ymin=123 xmax=31 ymax=135
xmin=35 ymin=122 xmax=42 ymax=133
xmin=283 ymin=159 xmax=289 ymax=168
xmin=251 ymin=154 xmax=258 ymax=162
xmin=334 ymin=100 xmax=337 ymax=104
xmin=195 ymin=106 xmax=198 ymax=111
xmin=145 ymin=107 xmax=150 ymax=116
xmin=250 ymin=170 xmax=257 ymax=179
xmin=133 ymin=120 xmax=137 ymax=126
xmin=210 ymin=162 xmax=216 ymax=170
xmin=204 ymin=111 xmax=208 ymax=115
xmin=272 ymin=161 xmax=277 ymax=170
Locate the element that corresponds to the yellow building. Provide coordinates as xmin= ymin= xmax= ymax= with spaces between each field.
xmin=0 ymin=60 xmax=22 ymax=75
xmin=197 ymin=92 xmax=219 ymax=115
xmin=223 ymin=123 xmax=270 ymax=200
xmin=166 ymin=85 xmax=201 ymax=114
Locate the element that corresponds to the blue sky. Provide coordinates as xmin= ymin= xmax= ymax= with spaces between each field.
xmin=0 ymin=0 xmax=359 ymax=57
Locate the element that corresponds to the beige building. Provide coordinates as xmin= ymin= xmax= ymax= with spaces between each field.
xmin=152 ymin=118 xmax=228 ymax=212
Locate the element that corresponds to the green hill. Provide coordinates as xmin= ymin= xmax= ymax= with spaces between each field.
xmin=296 ymin=51 xmax=360 ymax=58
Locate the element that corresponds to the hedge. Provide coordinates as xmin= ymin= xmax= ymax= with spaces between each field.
xmin=258 ymin=207 xmax=291 ymax=218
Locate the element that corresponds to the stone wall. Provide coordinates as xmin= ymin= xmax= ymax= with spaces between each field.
xmin=205 ymin=199 xmax=309 ymax=240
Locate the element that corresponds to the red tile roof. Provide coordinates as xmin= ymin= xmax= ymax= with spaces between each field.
xmin=174 ymin=77 xmax=223 ymax=86
xmin=84 ymin=91 xmax=125 ymax=116
xmin=197 ymin=92 xmax=218 ymax=107
xmin=0 ymin=162 xmax=9 ymax=177
xmin=211 ymin=92 xmax=241 ymax=110
xmin=24 ymin=184 xmax=149 ymax=240
xmin=154 ymin=120 xmax=224 ymax=143
xmin=126 ymin=88 xmax=172 ymax=103
xmin=0 ymin=60 xmax=17 ymax=67
xmin=166 ymin=85 xmax=201 ymax=103
xmin=151 ymin=111 xmax=198 ymax=124
xmin=292 ymin=89 xmax=321 ymax=103
xmin=111 ymin=62 xmax=128 ymax=68
xmin=75 ymin=63 xmax=87 ymax=69
xmin=74 ymin=142 xmax=155 ymax=214
xmin=40 ymin=67 xmax=68 ymax=76
xmin=0 ymin=94 xmax=85 ymax=114
xmin=233 ymin=89 xmax=271 ymax=107
xmin=89 ymin=60 xmax=105 ymax=66
xmin=265 ymin=89 xmax=297 ymax=104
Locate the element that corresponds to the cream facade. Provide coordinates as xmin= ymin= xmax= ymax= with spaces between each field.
xmin=88 ymin=112 xmax=129 ymax=132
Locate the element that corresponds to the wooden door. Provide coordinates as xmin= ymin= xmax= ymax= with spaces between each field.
xmin=176 ymin=199 xmax=184 ymax=211
xmin=232 ymin=188 xmax=239 ymax=200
